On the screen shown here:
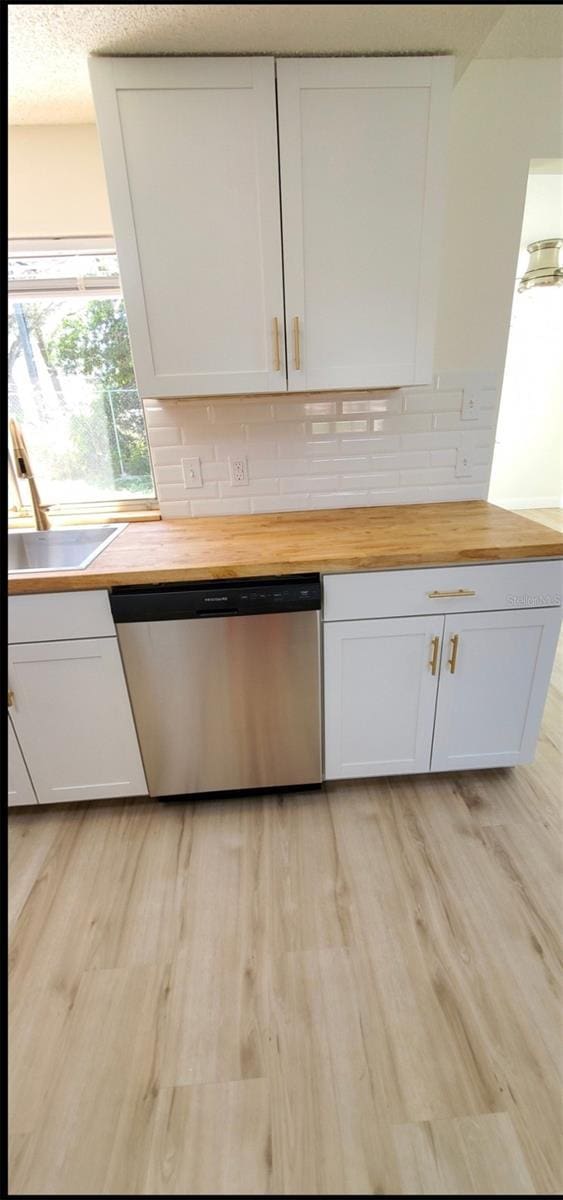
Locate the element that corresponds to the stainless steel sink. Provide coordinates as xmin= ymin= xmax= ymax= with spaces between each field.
xmin=8 ymin=525 xmax=126 ymax=574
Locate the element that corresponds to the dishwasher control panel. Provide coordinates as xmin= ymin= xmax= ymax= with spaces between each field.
xmin=110 ymin=574 xmax=321 ymax=622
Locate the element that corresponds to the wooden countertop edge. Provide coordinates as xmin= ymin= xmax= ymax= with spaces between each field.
xmin=8 ymin=543 xmax=563 ymax=595
xmin=8 ymin=503 xmax=563 ymax=595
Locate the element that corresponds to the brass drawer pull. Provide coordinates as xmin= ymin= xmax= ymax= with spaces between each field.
xmin=427 ymin=589 xmax=476 ymax=599
xmin=8 ymin=689 xmax=14 ymax=708
xmin=448 ymin=634 xmax=459 ymax=674
xmin=428 ymin=635 xmax=440 ymax=676
xmin=272 ymin=317 xmax=282 ymax=372
xmin=292 ymin=316 xmax=301 ymax=370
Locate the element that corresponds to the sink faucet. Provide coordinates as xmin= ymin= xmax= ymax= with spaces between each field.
xmin=9 ymin=418 xmax=51 ymax=531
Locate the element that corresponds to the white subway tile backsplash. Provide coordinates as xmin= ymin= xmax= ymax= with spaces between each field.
xmin=400 ymin=467 xmax=456 ymax=485
xmin=158 ymin=482 xmax=219 ymax=501
xmin=251 ymin=458 xmax=307 ymax=479
xmin=367 ymin=487 xmax=431 ymax=506
xmin=341 ymin=472 xmax=400 ymax=490
xmin=147 ymin=373 xmax=498 ymax=518
xmin=153 ymin=464 xmax=184 ymax=483
xmin=373 ymin=414 xmax=433 ymax=433
xmin=339 ymin=435 xmax=401 ymax=454
xmin=370 ymin=451 xmax=430 ymax=470
xmin=148 ymin=426 xmax=181 ymax=446
xmin=340 ymin=394 xmax=403 ymax=415
xmin=430 ymin=449 xmax=457 ymax=467
xmin=275 ymin=400 xmax=338 ymax=420
xmin=143 ymin=403 xmax=179 ymax=428
xmin=400 ymin=431 xmax=462 ymax=450
xmin=311 ymin=419 xmax=369 ymax=435
xmin=151 ymin=446 xmax=188 ymax=467
xmin=251 ymin=495 xmax=310 ymax=513
xmin=191 ymin=498 xmax=251 ymax=516
xmin=219 ymin=478 xmax=280 ymax=497
xmin=427 ymin=483 xmax=485 ymax=502
xmin=280 ymin=475 xmax=340 ymax=493
xmin=403 ymin=390 xmax=462 ymax=413
xmin=178 ymin=437 xmax=216 ymax=460
xmin=201 ymin=461 xmax=230 ymax=483
xmin=433 ymin=410 xmax=495 ymax=432
xmin=210 ymin=402 xmax=274 ymax=423
xmin=314 ymin=491 xmax=370 ymax=508
xmin=159 ymin=500 xmax=192 ymax=518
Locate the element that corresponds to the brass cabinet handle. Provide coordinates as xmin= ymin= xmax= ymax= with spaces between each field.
xmin=427 ymin=589 xmax=476 ymax=599
xmin=8 ymin=689 xmax=14 ymax=708
xmin=448 ymin=634 xmax=459 ymax=674
xmin=428 ymin=636 xmax=440 ymax=675
xmin=292 ymin=316 xmax=301 ymax=370
xmin=272 ymin=317 xmax=282 ymax=372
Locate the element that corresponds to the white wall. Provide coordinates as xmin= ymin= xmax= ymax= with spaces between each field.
xmin=435 ymin=58 xmax=563 ymax=376
xmin=488 ymin=170 xmax=563 ymax=509
xmin=8 ymin=124 xmax=112 ymax=238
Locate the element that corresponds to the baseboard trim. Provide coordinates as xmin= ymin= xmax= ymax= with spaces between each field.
xmin=491 ymin=496 xmax=563 ymax=510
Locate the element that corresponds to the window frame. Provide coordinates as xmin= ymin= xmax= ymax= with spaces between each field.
xmin=8 ymin=237 xmax=158 ymax=518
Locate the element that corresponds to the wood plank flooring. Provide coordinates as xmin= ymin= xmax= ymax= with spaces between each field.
xmin=8 ymin=510 xmax=563 ymax=1194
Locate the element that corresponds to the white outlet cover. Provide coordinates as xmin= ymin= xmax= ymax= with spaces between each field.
xmin=182 ymin=457 xmax=202 ymax=488
xmin=455 ymin=447 xmax=473 ymax=478
xmin=229 ymin=456 xmax=249 ymax=485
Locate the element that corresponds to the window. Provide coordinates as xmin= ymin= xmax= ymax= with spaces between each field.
xmin=8 ymin=238 xmax=156 ymax=514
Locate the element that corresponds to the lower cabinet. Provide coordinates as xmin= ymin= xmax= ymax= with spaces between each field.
xmin=324 ymin=615 xmax=443 ymax=778
xmin=431 ymin=608 xmax=562 ymax=771
xmin=324 ymin=606 xmax=561 ymax=780
xmin=7 ymin=637 xmax=147 ymax=804
xmin=8 ymin=716 xmax=38 ymax=807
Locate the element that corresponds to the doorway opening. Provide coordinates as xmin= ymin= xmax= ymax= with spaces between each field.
xmin=488 ymin=160 xmax=563 ymax=532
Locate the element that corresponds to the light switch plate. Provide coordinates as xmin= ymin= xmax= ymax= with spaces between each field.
xmin=182 ymin=457 xmax=202 ymax=488
xmin=455 ymin=447 xmax=474 ymax=478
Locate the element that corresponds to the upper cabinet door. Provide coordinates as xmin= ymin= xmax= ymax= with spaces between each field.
xmin=277 ymin=57 xmax=454 ymax=392
xmin=89 ymin=57 xmax=286 ymax=398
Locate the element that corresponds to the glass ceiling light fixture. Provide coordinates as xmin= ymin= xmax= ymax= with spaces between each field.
xmin=518 ymin=238 xmax=563 ymax=292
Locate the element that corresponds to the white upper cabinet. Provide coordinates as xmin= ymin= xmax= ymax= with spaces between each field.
xmin=90 ymin=54 xmax=453 ymax=398
xmin=277 ymin=57 xmax=454 ymax=391
xmin=89 ymin=57 xmax=286 ymax=398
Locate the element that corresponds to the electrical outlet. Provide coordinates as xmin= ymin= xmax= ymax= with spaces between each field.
xmin=461 ymin=388 xmax=480 ymax=420
xmin=455 ymin=447 xmax=473 ymax=478
xmin=182 ymin=457 xmax=202 ymax=488
xmin=229 ymin=456 xmax=248 ymax=485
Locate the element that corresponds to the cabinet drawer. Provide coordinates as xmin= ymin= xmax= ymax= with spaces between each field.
xmin=323 ymin=560 xmax=563 ymax=622
xmin=8 ymin=591 xmax=115 ymax=644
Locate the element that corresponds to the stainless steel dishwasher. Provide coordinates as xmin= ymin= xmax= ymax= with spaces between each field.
xmin=110 ymin=575 xmax=322 ymax=799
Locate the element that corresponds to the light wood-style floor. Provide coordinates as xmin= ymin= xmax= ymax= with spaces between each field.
xmin=9 ymin=509 xmax=563 ymax=1195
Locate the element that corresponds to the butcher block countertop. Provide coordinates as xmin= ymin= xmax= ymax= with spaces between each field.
xmin=8 ymin=501 xmax=563 ymax=595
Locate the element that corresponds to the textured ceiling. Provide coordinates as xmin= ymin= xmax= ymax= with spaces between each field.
xmin=8 ymin=4 xmax=563 ymax=125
